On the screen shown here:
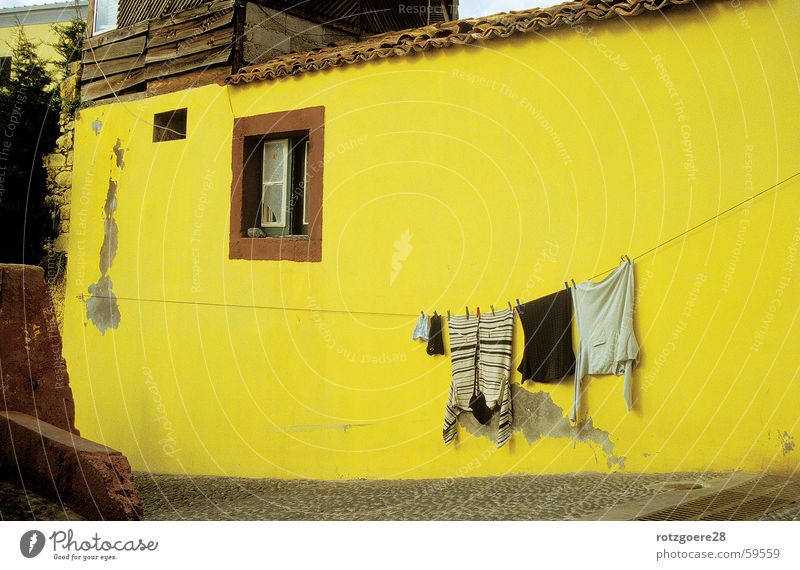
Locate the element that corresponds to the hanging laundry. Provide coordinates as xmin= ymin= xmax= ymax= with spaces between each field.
xmin=570 ymin=258 xmax=640 ymax=422
xmin=443 ymin=309 xmax=514 ymax=447
xmin=412 ymin=312 xmax=430 ymax=341
xmin=426 ymin=314 xmax=445 ymax=356
xmin=517 ymin=289 xmax=576 ymax=382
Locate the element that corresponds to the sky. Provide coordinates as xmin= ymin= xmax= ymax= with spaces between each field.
xmin=1 ymin=0 xmax=556 ymax=17
xmin=0 ymin=0 xmax=80 ymax=7
xmin=459 ymin=0 xmax=552 ymax=17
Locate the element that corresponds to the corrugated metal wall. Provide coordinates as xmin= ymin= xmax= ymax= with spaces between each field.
xmin=117 ymin=0 xmax=210 ymax=28
xmin=118 ymin=0 xmax=458 ymax=33
xmin=263 ymin=0 xmax=458 ymax=32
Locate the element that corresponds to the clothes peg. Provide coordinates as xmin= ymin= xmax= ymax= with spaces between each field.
xmin=564 ymin=281 xmax=570 ymax=291
xmin=571 ymin=279 xmax=576 ymax=288
xmin=476 ymin=306 xmax=481 ymax=319
xmin=516 ymin=298 xmax=523 ymax=314
xmin=491 ymin=305 xmax=495 ymax=315
xmin=465 ymin=306 xmax=469 ymax=318
xmin=447 ymin=309 xmax=451 ymax=321
xmin=433 ymin=310 xmax=438 ymax=317
xmin=508 ymin=301 xmax=513 ymax=311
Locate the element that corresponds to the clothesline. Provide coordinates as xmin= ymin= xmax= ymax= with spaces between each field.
xmin=585 ymin=169 xmax=800 ymax=281
xmin=78 ymin=169 xmax=800 ymax=318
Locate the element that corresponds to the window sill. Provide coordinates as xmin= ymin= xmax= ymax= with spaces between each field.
xmin=229 ymin=236 xmax=322 ymax=262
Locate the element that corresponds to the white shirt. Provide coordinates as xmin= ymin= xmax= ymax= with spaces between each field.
xmin=570 ymin=259 xmax=640 ymax=422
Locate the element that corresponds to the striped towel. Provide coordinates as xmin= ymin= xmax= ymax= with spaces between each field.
xmin=443 ymin=308 xmax=514 ymax=447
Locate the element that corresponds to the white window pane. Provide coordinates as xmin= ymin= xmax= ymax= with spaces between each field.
xmin=93 ymin=0 xmax=118 ymax=34
xmin=302 ymin=140 xmax=309 ymax=226
xmin=263 ymin=139 xmax=288 ymax=184
xmin=261 ymin=183 xmax=286 ymax=228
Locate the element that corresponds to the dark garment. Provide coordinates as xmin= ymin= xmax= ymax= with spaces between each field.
xmin=517 ymin=289 xmax=576 ymax=382
xmin=427 ymin=315 xmax=445 ymax=356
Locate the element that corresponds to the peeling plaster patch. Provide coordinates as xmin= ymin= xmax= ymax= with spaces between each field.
xmin=86 ymin=275 xmax=120 ymax=334
xmin=778 ymin=431 xmax=795 ymax=455
xmin=87 ymin=173 xmax=122 ymax=333
xmin=91 ymin=119 xmax=103 ymax=135
xmin=112 ymin=138 xmax=126 ymax=169
xmin=459 ymin=385 xmax=626 ymax=468
xmin=99 ymin=180 xmax=118 ymax=274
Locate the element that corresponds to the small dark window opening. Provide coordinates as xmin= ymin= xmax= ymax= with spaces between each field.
xmin=153 ymin=108 xmax=187 ymax=142
xmin=242 ymin=132 xmax=309 ymax=237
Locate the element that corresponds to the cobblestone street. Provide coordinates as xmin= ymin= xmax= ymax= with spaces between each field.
xmin=0 ymin=480 xmax=82 ymax=521
xmin=3 ymin=473 xmax=799 ymax=521
xmin=134 ymin=472 xmax=718 ymax=521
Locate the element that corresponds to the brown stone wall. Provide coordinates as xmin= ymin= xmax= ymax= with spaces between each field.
xmin=0 ymin=264 xmax=77 ymax=434
xmin=43 ymin=61 xmax=80 ymax=255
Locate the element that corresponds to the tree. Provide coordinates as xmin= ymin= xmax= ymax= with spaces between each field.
xmin=0 ymin=27 xmax=60 ymax=263
xmin=51 ymin=18 xmax=85 ymax=117
xmin=52 ymin=18 xmax=85 ymax=73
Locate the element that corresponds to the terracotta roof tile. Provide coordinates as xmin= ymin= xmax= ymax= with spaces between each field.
xmin=226 ymin=0 xmax=697 ymax=85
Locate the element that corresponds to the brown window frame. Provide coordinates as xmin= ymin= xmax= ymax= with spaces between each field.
xmin=230 ymin=106 xmax=324 ymax=262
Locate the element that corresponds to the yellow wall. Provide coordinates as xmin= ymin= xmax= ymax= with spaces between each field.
xmin=64 ymin=0 xmax=800 ymax=479
xmin=0 ymin=22 xmax=64 ymax=64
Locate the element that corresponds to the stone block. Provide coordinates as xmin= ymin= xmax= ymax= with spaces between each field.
xmin=56 ymin=133 xmax=73 ymax=151
xmin=43 ymin=153 xmax=66 ymax=168
xmin=44 ymin=194 xmax=60 ymax=208
xmin=0 ymin=264 xmax=77 ymax=433
xmin=0 ymin=411 xmax=143 ymax=521
xmin=54 ymin=170 xmax=72 ymax=188
xmin=53 ymin=233 xmax=69 ymax=252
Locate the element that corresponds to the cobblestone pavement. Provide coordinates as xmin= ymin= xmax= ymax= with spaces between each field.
xmin=0 ymin=480 xmax=83 ymax=521
xmin=132 ymin=471 xmax=795 ymax=521
xmin=760 ymin=503 xmax=800 ymax=521
xmin=2 ymin=473 xmax=798 ymax=521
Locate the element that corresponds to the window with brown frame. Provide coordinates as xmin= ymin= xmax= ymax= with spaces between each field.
xmin=230 ymin=106 xmax=324 ymax=262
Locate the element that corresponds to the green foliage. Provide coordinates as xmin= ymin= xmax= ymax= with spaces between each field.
xmin=51 ymin=19 xmax=87 ymax=122
xmin=0 ymin=26 xmax=60 ymax=263
xmin=51 ymin=18 xmax=85 ymax=78
xmin=9 ymin=26 xmax=52 ymax=93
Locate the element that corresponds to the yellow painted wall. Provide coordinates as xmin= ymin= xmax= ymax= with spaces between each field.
xmin=64 ymin=0 xmax=800 ymax=479
xmin=0 ymin=22 xmax=64 ymax=64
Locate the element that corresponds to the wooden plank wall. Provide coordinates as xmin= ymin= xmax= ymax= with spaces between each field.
xmin=81 ymin=0 xmax=237 ymax=102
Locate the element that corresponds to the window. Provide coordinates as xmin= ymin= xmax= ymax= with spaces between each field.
xmin=259 ymin=135 xmax=308 ymax=236
xmin=93 ymin=0 xmax=118 ymax=35
xmin=153 ymin=108 xmax=187 ymax=142
xmin=230 ymin=106 xmax=324 ymax=262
